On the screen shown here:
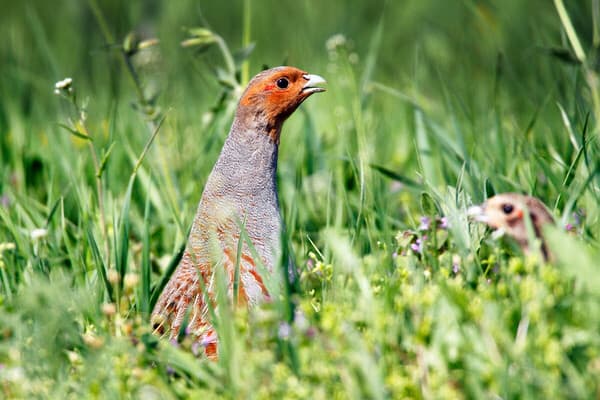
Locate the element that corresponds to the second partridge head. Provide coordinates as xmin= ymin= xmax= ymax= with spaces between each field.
xmin=468 ymin=193 xmax=554 ymax=260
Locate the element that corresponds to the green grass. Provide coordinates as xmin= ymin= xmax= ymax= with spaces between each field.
xmin=1 ymin=0 xmax=600 ymax=398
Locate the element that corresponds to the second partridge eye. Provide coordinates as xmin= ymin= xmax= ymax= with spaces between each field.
xmin=276 ymin=78 xmax=289 ymax=89
xmin=502 ymin=204 xmax=514 ymax=214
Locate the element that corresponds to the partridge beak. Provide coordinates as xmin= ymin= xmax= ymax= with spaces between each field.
xmin=467 ymin=205 xmax=489 ymax=223
xmin=302 ymin=74 xmax=327 ymax=94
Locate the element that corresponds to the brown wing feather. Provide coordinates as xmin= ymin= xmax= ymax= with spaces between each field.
xmin=151 ymin=233 xmax=267 ymax=358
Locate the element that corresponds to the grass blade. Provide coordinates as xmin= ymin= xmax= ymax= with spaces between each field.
xmin=149 ymin=242 xmax=186 ymax=310
xmin=86 ymin=224 xmax=113 ymax=301
xmin=140 ymin=179 xmax=152 ymax=317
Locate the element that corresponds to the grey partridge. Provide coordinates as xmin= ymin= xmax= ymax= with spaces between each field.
xmin=468 ymin=193 xmax=555 ymax=261
xmin=151 ymin=66 xmax=326 ymax=357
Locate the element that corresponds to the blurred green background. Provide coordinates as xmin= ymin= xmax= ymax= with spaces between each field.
xmin=1 ymin=0 xmax=592 ymax=125
xmin=1 ymin=0 xmax=595 ymax=223
xmin=1 ymin=1 xmax=599 ymax=398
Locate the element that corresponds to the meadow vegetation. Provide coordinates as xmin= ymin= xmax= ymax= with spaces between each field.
xmin=0 ymin=0 xmax=599 ymax=398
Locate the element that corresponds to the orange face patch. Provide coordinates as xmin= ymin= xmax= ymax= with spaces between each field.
xmin=239 ymin=67 xmax=308 ymax=109
xmin=236 ymin=66 xmax=325 ymax=142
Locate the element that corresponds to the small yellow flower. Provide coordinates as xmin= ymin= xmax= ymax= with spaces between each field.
xmin=0 ymin=242 xmax=16 ymax=252
xmin=108 ymin=269 xmax=120 ymax=285
xmin=82 ymin=332 xmax=104 ymax=349
xmin=66 ymin=350 xmax=82 ymax=365
xmin=124 ymin=273 xmax=139 ymax=289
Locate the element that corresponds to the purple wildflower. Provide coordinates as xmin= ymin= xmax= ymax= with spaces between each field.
xmin=392 ymin=251 xmax=398 ymax=259
xmin=201 ymin=331 xmax=218 ymax=347
xmin=565 ymin=223 xmax=575 ymax=232
xmin=169 ymin=338 xmax=179 ymax=348
xmin=411 ymin=236 xmax=426 ymax=254
xmin=390 ymin=181 xmax=404 ymax=193
xmin=573 ymin=209 xmax=585 ymax=226
xmin=307 ymin=258 xmax=314 ymax=270
xmin=294 ymin=309 xmax=308 ymax=330
xmin=191 ymin=341 xmax=201 ymax=356
xmin=278 ymin=322 xmax=291 ymax=340
xmin=440 ymin=217 xmax=449 ymax=229
xmin=0 ymin=195 xmax=9 ymax=208
xmin=418 ymin=217 xmax=431 ymax=231
xmin=166 ymin=365 xmax=175 ymax=376
xmin=452 ymin=255 xmax=461 ymax=274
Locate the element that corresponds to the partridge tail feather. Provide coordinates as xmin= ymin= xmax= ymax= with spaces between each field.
xmin=151 ymin=252 xmax=217 ymax=357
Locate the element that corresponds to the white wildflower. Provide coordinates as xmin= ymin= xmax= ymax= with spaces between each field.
xmin=54 ymin=77 xmax=73 ymax=90
xmin=30 ymin=228 xmax=48 ymax=241
xmin=2 ymin=366 xmax=24 ymax=382
xmin=201 ymin=112 xmax=214 ymax=126
xmin=326 ymin=33 xmax=347 ymax=51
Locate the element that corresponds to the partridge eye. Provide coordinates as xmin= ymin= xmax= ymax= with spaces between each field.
xmin=502 ymin=204 xmax=514 ymax=214
xmin=276 ymin=78 xmax=289 ymax=89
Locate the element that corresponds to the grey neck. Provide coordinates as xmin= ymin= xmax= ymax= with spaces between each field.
xmin=210 ymin=117 xmax=280 ymax=197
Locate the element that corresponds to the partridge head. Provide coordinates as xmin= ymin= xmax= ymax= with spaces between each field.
xmin=468 ymin=193 xmax=554 ymax=261
xmin=151 ymin=67 xmax=326 ymax=357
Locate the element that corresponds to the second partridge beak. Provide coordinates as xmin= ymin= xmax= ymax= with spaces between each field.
xmin=467 ymin=205 xmax=488 ymax=223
